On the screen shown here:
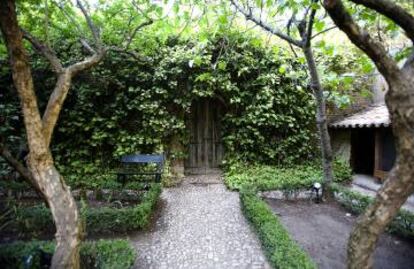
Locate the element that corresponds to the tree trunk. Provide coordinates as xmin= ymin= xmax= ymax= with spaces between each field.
xmin=303 ymin=45 xmax=334 ymax=188
xmin=0 ymin=1 xmax=82 ymax=268
xmin=29 ymin=162 xmax=83 ymax=269
xmin=347 ymin=73 xmax=414 ymax=269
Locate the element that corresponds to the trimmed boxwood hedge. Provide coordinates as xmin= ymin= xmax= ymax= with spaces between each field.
xmin=8 ymin=183 xmax=161 ymax=236
xmin=240 ymin=190 xmax=316 ymax=269
xmin=330 ymin=183 xmax=414 ymax=239
xmin=0 ymin=239 xmax=135 ymax=269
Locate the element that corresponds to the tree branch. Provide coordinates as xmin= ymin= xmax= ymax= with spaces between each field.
xmin=125 ymin=19 xmax=153 ymax=50
xmin=80 ymin=39 xmax=95 ymax=54
xmin=305 ymin=0 xmax=318 ymax=47
xmin=323 ymin=0 xmax=400 ymax=81
xmin=21 ymin=29 xmax=63 ymax=73
xmin=76 ymin=0 xmax=101 ymax=47
xmin=41 ymin=48 xmax=106 ymax=148
xmin=0 ymin=144 xmax=31 ymax=184
xmin=311 ymin=25 xmax=337 ymax=39
xmin=350 ymin=0 xmax=414 ymax=42
xmin=230 ymin=0 xmax=303 ymax=47
xmin=68 ymin=50 xmax=106 ymax=75
xmin=109 ymin=46 xmax=150 ymax=62
xmin=39 ymin=0 xmax=108 ymax=148
xmin=0 ymin=140 xmax=45 ymax=200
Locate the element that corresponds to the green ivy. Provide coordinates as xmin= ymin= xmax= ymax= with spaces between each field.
xmin=1 ymin=31 xmax=317 ymax=187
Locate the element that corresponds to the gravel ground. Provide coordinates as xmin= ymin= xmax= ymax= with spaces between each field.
xmin=131 ymin=175 xmax=270 ymax=269
xmin=266 ymin=199 xmax=414 ymax=269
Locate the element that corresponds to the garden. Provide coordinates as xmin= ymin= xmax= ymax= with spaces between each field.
xmin=1 ymin=0 xmax=414 ymax=268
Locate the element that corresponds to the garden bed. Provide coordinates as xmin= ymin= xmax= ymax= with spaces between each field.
xmin=0 ymin=183 xmax=162 ymax=242
xmin=224 ymin=160 xmax=352 ymax=191
xmin=264 ymin=198 xmax=414 ymax=269
xmin=0 ymin=239 xmax=135 ymax=269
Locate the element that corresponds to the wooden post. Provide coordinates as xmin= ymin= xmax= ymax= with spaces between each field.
xmin=374 ymin=129 xmax=387 ymax=181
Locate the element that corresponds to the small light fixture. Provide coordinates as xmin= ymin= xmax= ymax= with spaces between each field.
xmin=312 ymin=182 xmax=322 ymax=203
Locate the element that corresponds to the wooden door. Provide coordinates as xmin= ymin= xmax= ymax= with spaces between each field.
xmin=185 ymin=99 xmax=223 ymax=175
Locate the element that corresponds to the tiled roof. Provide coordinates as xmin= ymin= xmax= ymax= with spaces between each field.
xmin=329 ymin=104 xmax=390 ymax=128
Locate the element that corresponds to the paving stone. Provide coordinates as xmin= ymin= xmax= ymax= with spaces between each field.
xmin=132 ymin=175 xmax=271 ymax=269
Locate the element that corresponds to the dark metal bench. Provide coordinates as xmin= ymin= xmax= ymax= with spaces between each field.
xmin=117 ymin=154 xmax=164 ymax=184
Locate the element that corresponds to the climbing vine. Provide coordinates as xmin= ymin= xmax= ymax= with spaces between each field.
xmin=1 ymin=31 xmax=317 ymax=181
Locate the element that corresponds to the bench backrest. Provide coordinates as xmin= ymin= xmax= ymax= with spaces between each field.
xmin=120 ymin=154 xmax=164 ymax=164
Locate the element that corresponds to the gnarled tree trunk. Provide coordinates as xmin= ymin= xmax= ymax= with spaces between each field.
xmin=0 ymin=1 xmax=81 ymax=267
xmin=323 ymin=0 xmax=414 ymax=268
xmin=347 ymin=73 xmax=414 ymax=268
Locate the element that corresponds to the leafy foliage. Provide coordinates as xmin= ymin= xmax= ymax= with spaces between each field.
xmin=240 ymin=190 xmax=316 ymax=269
xmin=0 ymin=239 xmax=135 ymax=269
xmin=224 ymin=160 xmax=352 ymax=191
xmin=4 ymin=184 xmax=161 ymax=236
xmin=1 ymin=31 xmax=318 ymax=186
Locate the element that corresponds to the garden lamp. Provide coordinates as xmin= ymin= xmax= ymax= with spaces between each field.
xmin=312 ymin=182 xmax=322 ymax=203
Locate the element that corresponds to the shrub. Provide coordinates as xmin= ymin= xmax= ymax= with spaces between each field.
xmin=225 ymin=161 xmax=352 ymax=191
xmin=0 ymin=239 xmax=135 ymax=269
xmin=240 ymin=190 xmax=316 ymax=269
xmin=330 ymin=183 xmax=414 ymax=238
xmin=332 ymin=158 xmax=352 ymax=183
xmin=225 ymin=163 xmax=323 ymax=191
xmin=85 ymin=183 xmax=161 ymax=233
xmin=8 ymin=183 xmax=161 ymax=236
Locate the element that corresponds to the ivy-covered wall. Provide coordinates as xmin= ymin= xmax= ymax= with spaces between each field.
xmin=1 ymin=32 xmax=317 ymax=179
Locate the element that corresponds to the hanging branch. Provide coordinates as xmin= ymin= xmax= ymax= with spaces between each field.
xmin=125 ymin=19 xmax=153 ymax=50
xmin=0 ymin=143 xmax=33 ymax=188
xmin=21 ymin=29 xmax=63 ymax=73
xmin=311 ymin=25 xmax=337 ymax=39
xmin=24 ymin=0 xmax=107 ymax=148
xmin=286 ymin=15 xmax=299 ymax=57
xmin=230 ymin=0 xmax=304 ymax=47
xmin=304 ymin=0 xmax=318 ymax=47
xmin=349 ymin=0 xmax=414 ymax=42
xmin=323 ymin=0 xmax=400 ymax=80
xmin=76 ymin=0 xmax=101 ymax=47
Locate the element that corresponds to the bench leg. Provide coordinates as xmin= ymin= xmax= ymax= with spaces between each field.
xmin=117 ymin=174 xmax=127 ymax=186
xmin=155 ymin=174 xmax=161 ymax=183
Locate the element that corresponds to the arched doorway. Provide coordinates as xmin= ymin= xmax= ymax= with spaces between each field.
xmin=185 ymin=98 xmax=224 ymax=175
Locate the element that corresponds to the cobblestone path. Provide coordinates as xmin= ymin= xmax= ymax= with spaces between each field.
xmin=132 ymin=175 xmax=270 ymax=269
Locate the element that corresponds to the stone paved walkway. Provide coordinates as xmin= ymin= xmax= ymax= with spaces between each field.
xmin=132 ymin=175 xmax=270 ymax=269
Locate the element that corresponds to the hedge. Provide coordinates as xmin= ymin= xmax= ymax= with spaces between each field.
xmin=8 ymin=183 xmax=161 ymax=236
xmin=240 ymin=190 xmax=316 ymax=269
xmin=0 ymin=239 xmax=135 ymax=269
xmin=331 ymin=183 xmax=414 ymax=238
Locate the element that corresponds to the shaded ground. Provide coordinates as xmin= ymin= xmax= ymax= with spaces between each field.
xmin=351 ymin=174 xmax=414 ymax=212
xmin=265 ymin=199 xmax=414 ymax=269
xmin=131 ymin=175 xmax=270 ymax=269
